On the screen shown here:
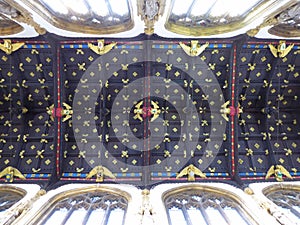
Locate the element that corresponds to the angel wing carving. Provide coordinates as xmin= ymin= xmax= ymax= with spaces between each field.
xmin=176 ymin=164 xmax=206 ymax=181
xmin=179 ymin=41 xmax=209 ymax=57
xmin=86 ymin=165 xmax=116 ymax=182
xmin=0 ymin=166 xmax=26 ymax=182
xmin=0 ymin=39 xmax=24 ymax=55
xmin=265 ymin=165 xmax=293 ymax=182
xmin=88 ymin=39 xmax=117 ymax=55
xmin=150 ymin=100 xmax=161 ymax=122
xmin=268 ymin=41 xmax=294 ymax=58
xmin=62 ymin=102 xmax=73 ymax=122
xmin=134 ymin=100 xmax=144 ymax=122
xmin=46 ymin=104 xmax=55 ymax=121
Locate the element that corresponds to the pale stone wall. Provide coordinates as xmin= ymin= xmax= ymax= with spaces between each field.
xmin=1 ymin=182 xmax=300 ymax=225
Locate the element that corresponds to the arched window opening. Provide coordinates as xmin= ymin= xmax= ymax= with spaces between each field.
xmin=165 ymin=0 xmax=275 ymax=36
xmin=164 ymin=189 xmax=256 ymax=225
xmin=265 ymin=188 xmax=300 ymax=222
xmin=39 ymin=191 xmax=128 ymax=225
xmin=21 ymin=0 xmax=133 ymax=34
xmin=0 ymin=188 xmax=24 ymax=217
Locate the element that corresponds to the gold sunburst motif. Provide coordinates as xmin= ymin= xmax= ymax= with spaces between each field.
xmin=268 ymin=41 xmax=294 ymax=58
xmin=88 ymin=39 xmax=117 ymax=55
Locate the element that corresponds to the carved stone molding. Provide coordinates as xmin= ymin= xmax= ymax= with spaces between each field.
xmin=269 ymin=3 xmax=300 ymax=37
xmin=4 ymin=189 xmax=46 ymax=225
xmin=1 ymin=0 xmax=46 ymax=35
xmin=0 ymin=1 xmax=19 ymax=17
xmin=247 ymin=1 xmax=300 ymax=37
xmin=247 ymin=17 xmax=278 ymax=37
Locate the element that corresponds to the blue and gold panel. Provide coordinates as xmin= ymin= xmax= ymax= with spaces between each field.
xmin=59 ymin=39 xmax=232 ymax=185
xmin=237 ymin=41 xmax=300 ymax=180
xmin=60 ymin=41 xmax=145 ymax=182
xmin=0 ymin=40 xmax=55 ymax=182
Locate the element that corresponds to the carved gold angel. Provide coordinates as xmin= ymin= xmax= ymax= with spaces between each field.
xmin=268 ymin=41 xmax=294 ymax=58
xmin=220 ymin=101 xmax=243 ymax=122
xmin=134 ymin=100 xmax=144 ymax=122
xmin=265 ymin=165 xmax=293 ymax=182
xmin=179 ymin=40 xmax=209 ymax=57
xmin=88 ymin=39 xmax=117 ymax=55
xmin=133 ymin=100 xmax=161 ymax=122
xmin=0 ymin=166 xmax=26 ymax=182
xmin=86 ymin=165 xmax=116 ymax=182
xmin=176 ymin=164 xmax=206 ymax=181
xmin=150 ymin=100 xmax=161 ymax=122
xmin=47 ymin=103 xmax=73 ymax=122
xmin=61 ymin=102 xmax=73 ymax=122
xmin=0 ymin=39 xmax=24 ymax=55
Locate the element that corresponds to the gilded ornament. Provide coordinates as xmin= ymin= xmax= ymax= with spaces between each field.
xmin=176 ymin=164 xmax=206 ymax=181
xmin=0 ymin=166 xmax=26 ymax=182
xmin=86 ymin=165 xmax=116 ymax=182
xmin=179 ymin=41 xmax=209 ymax=57
xmin=88 ymin=39 xmax=117 ymax=55
xmin=134 ymin=100 xmax=161 ymax=122
xmin=220 ymin=101 xmax=243 ymax=122
xmin=268 ymin=41 xmax=294 ymax=58
xmin=265 ymin=165 xmax=293 ymax=182
xmin=0 ymin=39 xmax=24 ymax=55
xmin=47 ymin=103 xmax=73 ymax=122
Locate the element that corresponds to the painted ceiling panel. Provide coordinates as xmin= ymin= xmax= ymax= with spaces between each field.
xmin=0 ymin=40 xmax=55 ymax=180
xmin=0 ymin=35 xmax=299 ymax=189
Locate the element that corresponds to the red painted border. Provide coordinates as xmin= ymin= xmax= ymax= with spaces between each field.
xmin=231 ymin=46 xmax=237 ymax=176
xmin=56 ymin=47 xmax=61 ymax=177
xmin=60 ymin=178 xmax=141 ymax=181
xmin=246 ymin=41 xmax=300 ymax=45
xmin=59 ymin=40 xmax=144 ymax=45
xmin=151 ymin=177 xmax=231 ymax=181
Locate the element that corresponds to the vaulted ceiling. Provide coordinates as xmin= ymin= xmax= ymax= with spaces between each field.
xmin=0 ymin=0 xmax=299 ymax=190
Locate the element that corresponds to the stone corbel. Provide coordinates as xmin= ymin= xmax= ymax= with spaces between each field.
xmin=247 ymin=17 xmax=278 ymax=37
xmin=137 ymin=0 xmax=166 ymax=35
